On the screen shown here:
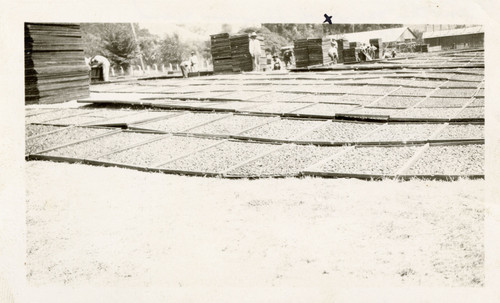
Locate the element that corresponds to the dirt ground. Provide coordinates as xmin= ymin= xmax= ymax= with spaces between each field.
xmin=25 ymin=160 xmax=485 ymax=289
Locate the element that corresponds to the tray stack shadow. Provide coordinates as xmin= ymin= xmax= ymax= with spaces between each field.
xmin=25 ymin=23 xmax=90 ymax=104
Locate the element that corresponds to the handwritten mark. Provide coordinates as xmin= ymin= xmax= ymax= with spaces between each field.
xmin=323 ymin=14 xmax=333 ymax=24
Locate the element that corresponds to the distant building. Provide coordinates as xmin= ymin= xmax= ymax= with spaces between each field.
xmin=422 ymin=26 xmax=484 ymax=50
xmin=331 ymin=27 xmax=417 ymax=47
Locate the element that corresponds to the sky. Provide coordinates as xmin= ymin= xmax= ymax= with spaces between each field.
xmin=139 ymin=23 xmax=260 ymax=41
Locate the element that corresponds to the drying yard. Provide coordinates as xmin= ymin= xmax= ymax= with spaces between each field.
xmin=25 ymin=49 xmax=485 ymax=288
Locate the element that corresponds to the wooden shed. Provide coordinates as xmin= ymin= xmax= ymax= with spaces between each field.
xmin=422 ymin=26 xmax=484 ymax=51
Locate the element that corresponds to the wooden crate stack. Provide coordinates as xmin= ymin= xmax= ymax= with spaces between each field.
xmin=24 ymin=23 xmax=90 ymax=104
xmin=293 ymin=39 xmax=309 ymax=68
xmin=230 ymin=34 xmax=253 ymax=72
xmin=369 ymin=38 xmax=383 ymax=59
xmin=349 ymin=41 xmax=363 ymax=49
xmin=307 ymin=37 xmax=332 ymax=66
xmin=210 ymin=33 xmax=232 ymax=73
xmin=336 ymin=39 xmax=349 ymax=63
xmin=415 ymin=44 xmax=429 ymax=52
xmin=258 ymin=38 xmax=267 ymax=71
xmin=343 ymin=48 xmax=359 ymax=63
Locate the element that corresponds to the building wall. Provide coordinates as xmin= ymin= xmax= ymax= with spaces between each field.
xmin=424 ymin=33 xmax=484 ymax=50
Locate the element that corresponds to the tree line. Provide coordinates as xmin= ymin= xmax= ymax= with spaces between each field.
xmin=80 ymin=23 xmax=404 ymax=69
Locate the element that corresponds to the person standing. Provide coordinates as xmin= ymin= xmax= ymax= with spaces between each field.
xmin=283 ymin=49 xmax=293 ymax=68
xmin=90 ymin=55 xmax=110 ymax=81
xmin=180 ymin=60 xmax=190 ymax=78
xmin=189 ymin=51 xmax=198 ymax=72
xmin=327 ymin=40 xmax=338 ymax=64
xmin=249 ymin=32 xmax=262 ymax=71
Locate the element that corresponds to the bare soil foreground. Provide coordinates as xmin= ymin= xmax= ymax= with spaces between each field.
xmin=26 ymin=160 xmax=484 ymax=288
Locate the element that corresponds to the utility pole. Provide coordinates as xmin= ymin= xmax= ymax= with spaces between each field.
xmin=130 ymin=23 xmax=145 ymax=71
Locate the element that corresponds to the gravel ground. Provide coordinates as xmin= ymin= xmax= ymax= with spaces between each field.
xmin=391 ymin=87 xmax=435 ymax=97
xmin=409 ymin=80 xmax=445 ymax=88
xmin=228 ymin=144 xmax=344 ymax=175
xmin=100 ymin=111 xmax=178 ymax=125
xmin=319 ymin=146 xmax=419 ymax=175
xmin=433 ymin=124 xmax=484 ymax=140
xmin=406 ymin=144 xmax=484 ymax=175
xmin=312 ymin=85 xmax=364 ymax=94
xmin=161 ymin=141 xmax=276 ymax=173
xmin=42 ymin=114 xmax=108 ymax=126
xmin=25 ymin=127 xmax=111 ymax=155
xmin=348 ymin=107 xmax=405 ymax=116
xmin=204 ymin=101 xmax=263 ymax=110
xmin=416 ymin=97 xmax=470 ymax=108
xmin=293 ymin=103 xmax=359 ymax=116
xmin=187 ymin=115 xmax=275 ymax=135
xmin=475 ymin=89 xmax=484 ymax=97
xmin=25 ymin=161 xmax=485 ymax=291
xmin=449 ymin=74 xmax=484 ymax=81
xmin=25 ymin=108 xmax=62 ymax=117
xmin=240 ymin=119 xmax=325 ymax=140
xmin=100 ymin=136 xmax=219 ymax=167
xmin=25 ymin=109 xmax=96 ymax=124
xmin=372 ymin=96 xmax=424 ymax=108
xmin=368 ymin=123 xmax=442 ymax=142
xmin=292 ymin=94 xmax=344 ymax=103
xmin=297 ymin=121 xmax=380 ymax=142
xmin=432 ymin=89 xmax=477 ymax=98
xmin=137 ymin=113 xmax=230 ymax=132
xmin=248 ymin=102 xmax=311 ymax=114
xmin=351 ymin=85 xmax=399 ymax=95
xmin=44 ymin=132 xmax=162 ymax=159
xmin=248 ymin=92 xmax=305 ymax=102
xmin=216 ymin=91 xmax=270 ymax=101
xmin=444 ymin=81 xmax=480 ymax=88
xmin=335 ymin=94 xmax=380 ymax=105
xmin=394 ymin=108 xmax=460 ymax=119
xmin=25 ymin=124 xmax=64 ymax=138
xmin=454 ymin=107 xmax=485 ymax=119
xmin=468 ymin=99 xmax=484 ymax=107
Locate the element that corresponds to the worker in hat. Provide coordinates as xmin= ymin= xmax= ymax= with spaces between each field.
xmin=249 ymin=32 xmax=262 ymax=71
xmin=271 ymin=54 xmax=282 ymax=70
xmin=90 ymin=55 xmax=111 ymax=81
xmin=189 ymin=51 xmax=198 ymax=72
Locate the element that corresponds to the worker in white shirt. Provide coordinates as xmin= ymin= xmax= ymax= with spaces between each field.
xmin=327 ymin=40 xmax=338 ymax=64
xmin=90 ymin=55 xmax=110 ymax=81
xmin=189 ymin=51 xmax=198 ymax=72
xmin=249 ymin=32 xmax=262 ymax=71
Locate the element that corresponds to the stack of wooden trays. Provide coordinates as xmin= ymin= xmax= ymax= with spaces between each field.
xmin=293 ymin=39 xmax=309 ymax=68
xmin=230 ymin=34 xmax=253 ymax=72
xmin=210 ymin=33 xmax=233 ymax=73
xmin=415 ymin=44 xmax=429 ymax=53
xmin=343 ymin=48 xmax=359 ymax=63
xmin=369 ymin=38 xmax=383 ymax=59
xmin=349 ymin=41 xmax=363 ymax=49
xmin=307 ymin=37 xmax=332 ymax=66
xmin=24 ymin=22 xmax=90 ymax=104
xmin=336 ymin=39 xmax=349 ymax=63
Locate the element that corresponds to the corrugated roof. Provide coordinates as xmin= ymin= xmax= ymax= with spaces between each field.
xmin=328 ymin=27 xmax=416 ymax=44
xmin=422 ymin=26 xmax=484 ymax=39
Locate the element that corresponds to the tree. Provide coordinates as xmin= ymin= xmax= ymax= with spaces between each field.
xmin=101 ymin=26 xmax=139 ymax=69
xmin=159 ymin=33 xmax=186 ymax=65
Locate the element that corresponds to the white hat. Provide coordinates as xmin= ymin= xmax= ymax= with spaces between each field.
xmin=250 ymin=32 xmax=257 ymax=37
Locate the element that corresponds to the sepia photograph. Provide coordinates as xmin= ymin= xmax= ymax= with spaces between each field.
xmin=22 ymin=21 xmax=486 ymax=289
xmin=1 ymin=0 xmax=499 ymax=300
